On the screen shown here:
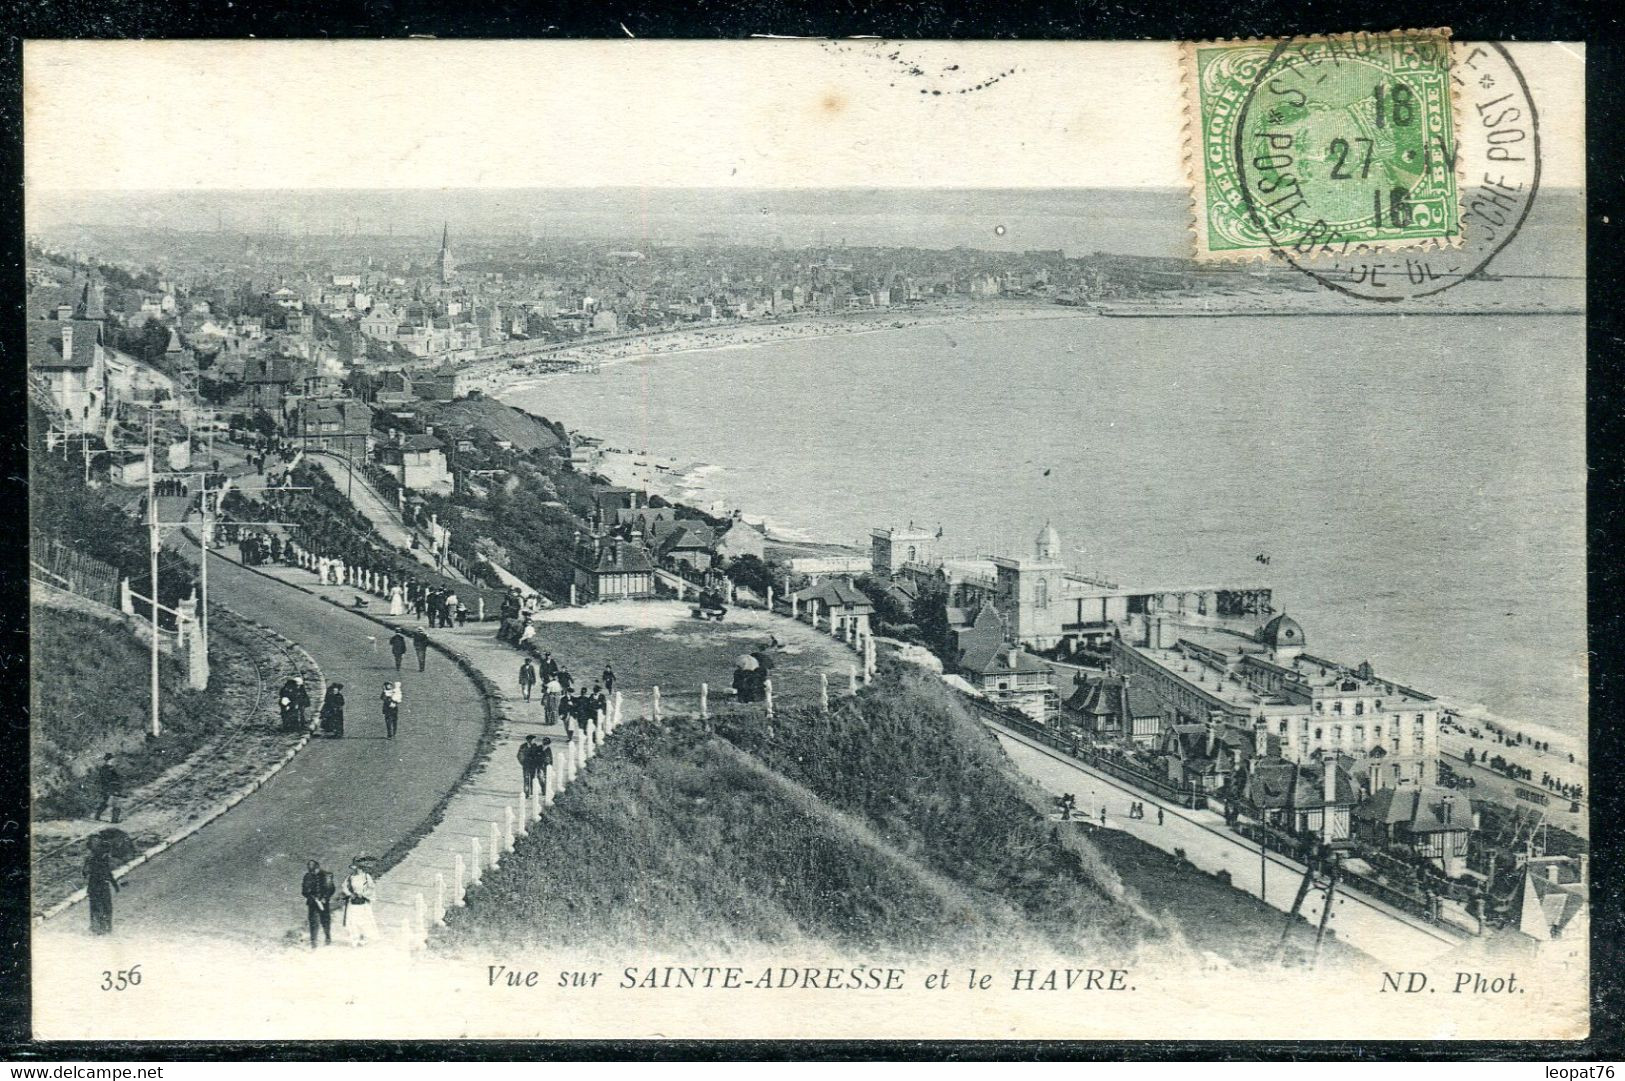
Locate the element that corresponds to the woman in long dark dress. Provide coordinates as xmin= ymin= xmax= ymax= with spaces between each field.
xmin=85 ymin=849 xmax=119 ymax=935
xmin=320 ymin=684 xmax=346 ymax=738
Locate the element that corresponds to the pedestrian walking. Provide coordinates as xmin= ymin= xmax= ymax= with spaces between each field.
xmin=602 ymin=663 xmax=616 ymax=695
xmin=518 ymin=659 xmax=537 ymax=702
xmin=519 ymin=735 xmax=541 ymax=796
xmin=543 ymin=675 xmax=563 ymax=727
xmin=537 ymin=737 xmax=554 ymax=793
xmin=540 ymin=652 xmax=558 ymax=681
xmin=341 ymin=858 xmax=379 ymax=947
xmin=279 ymin=676 xmax=310 ymax=731
xmin=92 ymin=754 xmax=121 ymax=823
xmin=456 ymin=603 xmax=469 ymax=627
xmin=320 ymin=683 xmax=347 ymax=738
xmin=380 ymin=682 xmax=401 ymax=739
xmin=85 ymin=844 xmax=120 ymax=936
xmin=389 ymin=630 xmax=408 ymax=671
xmin=412 ymin=628 xmax=430 ymax=672
xmin=301 ymin=860 xmax=335 ymax=948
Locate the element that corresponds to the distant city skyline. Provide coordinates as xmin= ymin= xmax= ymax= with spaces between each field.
xmin=27 ymin=186 xmax=1585 ymax=273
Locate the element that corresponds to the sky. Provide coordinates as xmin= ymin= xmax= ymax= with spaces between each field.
xmin=23 ymin=39 xmax=1584 ymax=194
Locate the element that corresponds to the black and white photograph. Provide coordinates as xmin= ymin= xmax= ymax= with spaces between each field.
xmin=19 ymin=37 xmax=1589 ymax=1041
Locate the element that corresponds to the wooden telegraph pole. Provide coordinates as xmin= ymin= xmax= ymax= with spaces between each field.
xmin=147 ymin=412 xmax=161 ymax=738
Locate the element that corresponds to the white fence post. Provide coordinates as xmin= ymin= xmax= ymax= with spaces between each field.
xmin=764 ymin=678 xmax=774 ymax=717
xmin=435 ymin=873 xmax=447 ymax=924
xmin=700 ymin=682 xmax=709 ymax=719
xmin=469 ymin=839 xmax=483 ymax=885
xmin=489 ymin=821 xmax=502 ymax=867
xmin=504 ymin=805 xmax=516 ymax=851
xmin=820 ymin=672 xmax=829 ymax=712
xmin=453 ymin=854 xmax=466 ymax=903
xmin=849 ymin=665 xmax=858 ymax=694
xmin=653 ymin=686 xmax=662 ymax=723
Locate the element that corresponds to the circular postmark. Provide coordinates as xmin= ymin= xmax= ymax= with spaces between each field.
xmin=1231 ymin=35 xmax=1539 ymax=301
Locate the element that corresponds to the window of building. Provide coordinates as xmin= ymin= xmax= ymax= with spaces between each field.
xmin=1035 ymin=578 xmax=1049 ymax=609
xmin=1314 ymin=727 xmax=1323 ymax=740
xmin=1354 ymin=701 xmax=1364 ymax=715
xmin=1332 ymin=702 xmax=1343 ymax=715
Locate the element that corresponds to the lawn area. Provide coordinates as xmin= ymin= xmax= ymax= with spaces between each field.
xmin=523 ymin=600 xmax=856 ymax=715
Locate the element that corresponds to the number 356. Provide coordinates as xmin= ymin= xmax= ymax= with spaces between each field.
xmin=100 ymin=965 xmax=142 ymax=991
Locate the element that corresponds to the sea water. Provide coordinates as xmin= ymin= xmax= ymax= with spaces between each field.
xmin=505 ymin=312 xmax=1587 ymax=739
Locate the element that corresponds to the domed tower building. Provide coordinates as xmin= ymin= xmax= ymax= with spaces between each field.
xmin=1257 ymin=612 xmax=1307 ymax=660
xmin=992 ymin=521 xmax=1067 ymax=650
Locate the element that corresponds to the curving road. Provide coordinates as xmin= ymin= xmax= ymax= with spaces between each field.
xmin=46 ymin=541 xmax=488 ymax=947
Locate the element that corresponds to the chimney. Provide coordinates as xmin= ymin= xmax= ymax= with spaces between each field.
xmin=60 ymin=323 xmax=73 ymax=362
xmin=1546 ymin=865 xmax=1560 ymax=884
xmin=1006 ymin=646 xmax=1020 ymax=669
xmin=55 ymin=303 xmax=72 ymax=322
xmin=1323 ymin=761 xmax=1337 ymax=804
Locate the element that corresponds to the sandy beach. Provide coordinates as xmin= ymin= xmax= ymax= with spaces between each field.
xmin=457 ymin=300 xmax=1096 ymax=398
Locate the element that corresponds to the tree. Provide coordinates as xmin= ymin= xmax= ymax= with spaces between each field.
xmin=723 ymin=553 xmax=774 ymax=596
xmin=915 ymin=591 xmax=957 ymax=662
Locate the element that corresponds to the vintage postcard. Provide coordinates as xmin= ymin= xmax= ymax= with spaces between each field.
xmin=22 ymin=38 xmax=1587 ymax=1042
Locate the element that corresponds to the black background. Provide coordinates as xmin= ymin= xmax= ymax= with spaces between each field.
xmin=0 ymin=0 xmax=1618 ymax=1062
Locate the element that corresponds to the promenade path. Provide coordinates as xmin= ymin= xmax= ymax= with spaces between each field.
xmin=39 ymin=536 xmax=489 ymax=949
xmin=985 ymin=719 xmax=1469 ymax=968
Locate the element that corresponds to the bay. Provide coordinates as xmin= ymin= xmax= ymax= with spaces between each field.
xmin=503 ymin=312 xmax=1587 ymax=739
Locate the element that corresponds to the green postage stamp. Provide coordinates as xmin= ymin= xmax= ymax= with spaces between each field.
xmin=1183 ymin=29 xmax=1461 ymax=261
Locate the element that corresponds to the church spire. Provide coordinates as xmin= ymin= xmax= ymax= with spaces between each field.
xmin=436 ymin=221 xmax=456 ymax=284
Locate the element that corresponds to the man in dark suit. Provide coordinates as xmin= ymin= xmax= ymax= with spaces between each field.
xmin=301 ymin=860 xmax=335 ymax=948
xmin=92 ymin=754 xmax=121 ymax=822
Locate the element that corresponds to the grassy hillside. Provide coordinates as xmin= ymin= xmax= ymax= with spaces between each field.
xmin=438 ymin=667 xmax=1154 ymax=959
xmin=30 ymin=603 xmax=232 ymax=819
xmin=421 ymin=398 xmax=565 ymax=454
